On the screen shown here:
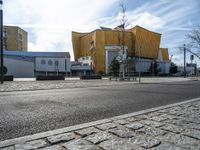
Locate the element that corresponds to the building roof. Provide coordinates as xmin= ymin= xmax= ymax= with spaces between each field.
xmin=4 ymin=50 xmax=71 ymax=58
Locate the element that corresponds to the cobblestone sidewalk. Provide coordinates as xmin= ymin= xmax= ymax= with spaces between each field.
xmin=0 ymin=80 xmax=135 ymax=92
xmin=0 ymin=99 xmax=200 ymax=150
xmin=0 ymin=77 xmax=193 ymax=92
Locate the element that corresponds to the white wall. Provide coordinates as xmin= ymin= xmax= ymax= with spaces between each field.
xmin=35 ymin=57 xmax=71 ymax=73
xmin=4 ymin=57 xmax=34 ymax=77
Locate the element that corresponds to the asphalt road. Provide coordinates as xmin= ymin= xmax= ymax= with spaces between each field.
xmin=0 ymin=80 xmax=200 ymax=141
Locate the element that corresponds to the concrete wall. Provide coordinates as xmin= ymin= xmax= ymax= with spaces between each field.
xmin=4 ymin=57 xmax=34 ymax=77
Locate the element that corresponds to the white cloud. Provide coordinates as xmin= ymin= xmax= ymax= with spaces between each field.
xmin=3 ymin=0 xmax=200 ymax=64
xmin=4 ymin=0 xmax=117 ymax=59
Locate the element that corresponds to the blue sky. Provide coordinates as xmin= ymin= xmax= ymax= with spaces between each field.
xmin=3 ymin=0 xmax=200 ymax=65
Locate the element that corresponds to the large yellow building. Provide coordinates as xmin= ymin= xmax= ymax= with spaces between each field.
xmin=3 ymin=25 xmax=28 ymax=51
xmin=72 ymin=25 xmax=169 ymax=74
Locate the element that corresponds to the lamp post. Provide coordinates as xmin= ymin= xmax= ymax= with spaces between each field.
xmin=138 ymin=46 xmax=141 ymax=83
xmin=183 ymin=44 xmax=186 ymax=78
xmin=0 ymin=0 xmax=3 ymax=84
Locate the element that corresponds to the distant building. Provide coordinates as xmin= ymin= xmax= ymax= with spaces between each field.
xmin=71 ymin=61 xmax=91 ymax=76
xmin=4 ymin=50 xmax=71 ymax=77
xmin=72 ymin=25 xmax=170 ymax=74
xmin=3 ymin=25 xmax=28 ymax=51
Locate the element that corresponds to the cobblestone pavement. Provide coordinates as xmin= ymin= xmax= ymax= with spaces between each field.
xmin=0 ymin=77 xmax=194 ymax=92
xmin=0 ymin=100 xmax=199 ymax=150
xmin=0 ymin=80 xmax=130 ymax=92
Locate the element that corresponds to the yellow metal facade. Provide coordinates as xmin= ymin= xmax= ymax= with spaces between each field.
xmin=72 ymin=25 xmax=169 ymax=73
xmin=3 ymin=26 xmax=28 ymax=51
xmin=160 ymin=48 xmax=169 ymax=61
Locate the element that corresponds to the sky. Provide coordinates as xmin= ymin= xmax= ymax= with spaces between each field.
xmin=3 ymin=0 xmax=200 ymax=65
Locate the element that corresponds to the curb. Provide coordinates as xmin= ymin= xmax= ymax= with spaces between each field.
xmin=0 ymin=97 xmax=200 ymax=148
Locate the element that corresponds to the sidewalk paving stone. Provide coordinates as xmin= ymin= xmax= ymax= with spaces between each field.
xmin=124 ymin=122 xmax=144 ymax=130
xmin=158 ymin=132 xmax=200 ymax=149
xmin=108 ymin=127 xmax=136 ymax=138
xmin=85 ymin=131 xmax=114 ymax=144
xmin=99 ymin=138 xmax=144 ymax=150
xmin=152 ymin=142 xmax=186 ymax=150
xmin=96 ymin=122 xmax=117 ymax=130
xmin=130 ymin=135 xmax=161 ymax=149
xmin=0 ymin=147 xmax=14 ymax=150
xmin=183 ymin=128 xmax=200 ymax=140
xmin=136 ymin=126 xmax=167 ymax=137
xmin=47 ymin=132 xmax=75 ymax=144
xmin=161 ymin=124 xmax=184 ymax=134
xmin=140 ymin=119 xmax=164 ymax=128
xmin=62 ymin=139 xmax=100 ymax=150
xmin=39 ymin=145 xmax=64 ymax=150
xmin=15 ymin=139 xmax=47 ymax=150
xmin=74 ymin=127 xmax=100 ymax=137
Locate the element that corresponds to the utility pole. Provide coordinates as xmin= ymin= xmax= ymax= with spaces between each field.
xmin=138 ymin=46 xmax=141 ymax=83
xmin=184 ymin=44 xmax=186 ymax=78
xmin=0 ymin=0 xmax=3 ymax=84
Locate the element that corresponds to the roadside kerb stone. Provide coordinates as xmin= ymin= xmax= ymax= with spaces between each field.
xmin=0 ymin=97 xmax=199 ymax=150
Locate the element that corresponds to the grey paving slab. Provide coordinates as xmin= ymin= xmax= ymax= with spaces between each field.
xmin=140 ymin=119 xmax=164 ymax=128
xmin=150 ymin=116 xmax=168 ymax=122
xmin=99 ymin=138 xmax=144 ymax=150
xmin=62 ymin=139 xmax=100 ymax=150
xmin=183 ymin=128 xmax=200 ymax=140
xmin=136 ymin=126 xmax=167 ymax=137
xmin=15 ymin=139 xmax=47 ymax=150
xmin=158 ymin=133 xmax=200 ymax=150
xmin=114 ymin=119 xmax=130 ymax=125
xmin=161 ymin=124 xmax=184 ymax=134
xmin=108 ymin=127 xmax=136 ymax=138
xmin=39 ymin=145 xmax=65 ymax=150
xmin=152 ymin=142 xmax=186 ymax=150
xmin=124 ymin=122 xmax=144 ymax=130
xmin=96 ymin=123 xmax=117 ymax=130
xmin=130 ymin=135 xmax=161 ymax=149
xmin=0 ymin=147 xmax=14 ymax=150
xmin=85 ymin=131 xmax=114 ymax=144
xmin=47 ymin=132 xmax=75 ymax=144
xmin=74 ymin=127 xmax=100 ymax=137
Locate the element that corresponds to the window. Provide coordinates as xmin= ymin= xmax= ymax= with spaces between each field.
xmin=55 ymin=60 xmax=59 ymax=66
xmin=18 ymin=33 xmax=23 ymax=40
xmin=48 ymin=60 xmax=53 ymax=65
xmin=41 ymin=60 xmax=46 ymax=65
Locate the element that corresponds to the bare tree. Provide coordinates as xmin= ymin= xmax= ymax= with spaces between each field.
xmin=186 ymin=26 xmax=200 ymax=53
xmin=118 ymin=2 xmax=127 ymax=78
xmin=119 ymin=2 xmax=127 ymax=29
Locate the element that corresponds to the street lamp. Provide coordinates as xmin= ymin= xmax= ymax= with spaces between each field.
xmin=0 ymin=0 xmax=3 ymax=84
xmin=183 ymin=44 xmax=186 ymax=78
xmin=138 ymin=46 xmax=141 ymax=83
